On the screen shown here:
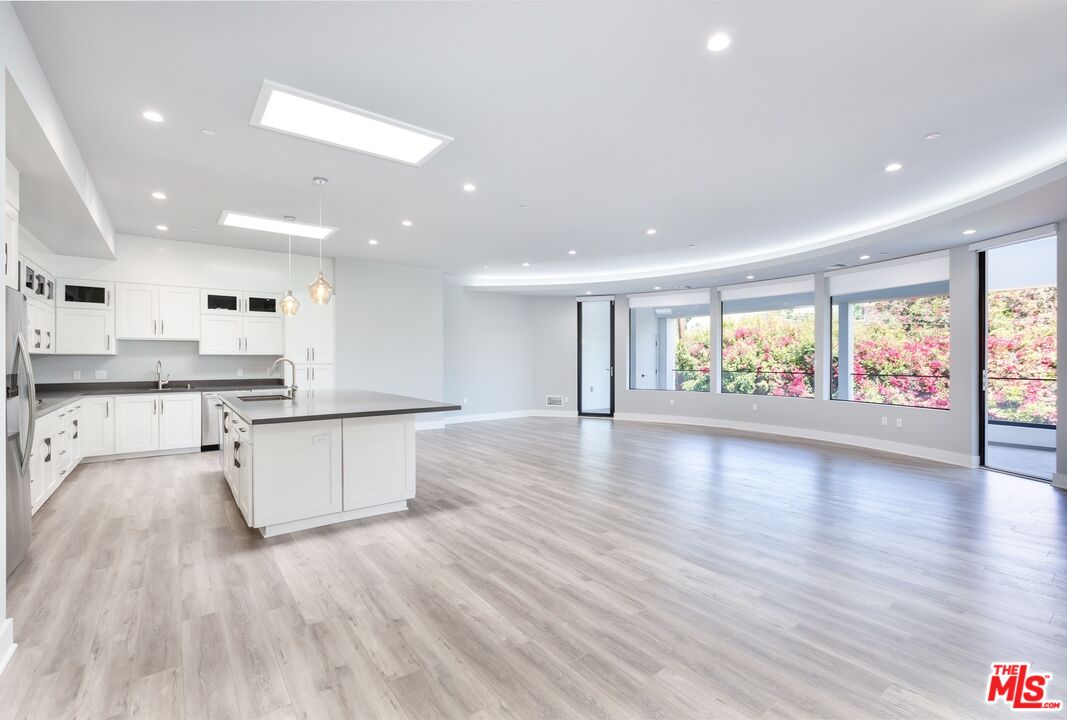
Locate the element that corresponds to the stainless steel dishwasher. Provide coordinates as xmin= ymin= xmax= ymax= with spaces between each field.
xmin=202 ymin=393 xmax=222 ymax=448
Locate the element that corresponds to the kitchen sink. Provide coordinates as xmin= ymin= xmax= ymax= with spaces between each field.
xmin=238 ymin=394 xmax=294 ymax=402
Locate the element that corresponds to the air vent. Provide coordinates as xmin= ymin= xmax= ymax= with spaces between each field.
xmin=546 ymin=395 xmax=565 ymax=407
xmin=824 ymin=263 xmax=849 ymax=270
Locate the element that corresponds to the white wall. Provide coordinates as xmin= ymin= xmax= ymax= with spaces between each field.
xmin=530 ymin=296 xmax=577 ymax=411
xmin=442 ymin=284 xmax=533 ymax=417
xmin=333 ymin=258 xmax=444 ymax=401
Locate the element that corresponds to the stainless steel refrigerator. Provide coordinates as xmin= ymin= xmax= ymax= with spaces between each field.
xmin=6 ymin=287 xmax=36 ymax=577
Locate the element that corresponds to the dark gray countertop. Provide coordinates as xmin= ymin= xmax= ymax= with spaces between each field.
xmin=220 ymin=389 xmax=461 ymax=426
xmin=35 ymin=379 xmax=285 ymax=416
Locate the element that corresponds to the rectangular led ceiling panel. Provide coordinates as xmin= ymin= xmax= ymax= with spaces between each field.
xmin=250 ymin=80 xmax=453 ymax=166
xmin=218 ymin=211 xmax=337 ymax=240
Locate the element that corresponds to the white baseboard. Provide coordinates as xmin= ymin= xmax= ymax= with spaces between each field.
xmin=259 ymin=500 xmax=408 ymax=537
xmin=614 ymin=412 xmax=978 ymax=467
xmin=1053 ymin=472 xmax=1067 ymax=490
xmin=416 ymin=408 xmax=577 ymax=430
xmin=0 ymin=617 xmax=15 ymax=678
xmin=81 ymin=446 xmax=201 ymax=464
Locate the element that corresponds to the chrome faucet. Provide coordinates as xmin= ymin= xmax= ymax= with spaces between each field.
xmin=270 ymin=357 xmax=298 ymax=397
xmin=155 ymin=360 xmax=170 ymax=391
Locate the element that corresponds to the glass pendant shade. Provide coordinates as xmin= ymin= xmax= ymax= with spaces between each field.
xmin=281 ymin=290 xmax=300 ymax=316
xmin=308 ymin=271 xmax=333 ymax=305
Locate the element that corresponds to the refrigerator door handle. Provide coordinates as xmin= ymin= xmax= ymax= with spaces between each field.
xmin=15 ymin=331 xmax=36 ymax=476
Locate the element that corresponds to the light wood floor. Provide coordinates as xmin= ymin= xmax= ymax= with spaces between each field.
xmin=1 ymin=418 xmax=1065 ymax=719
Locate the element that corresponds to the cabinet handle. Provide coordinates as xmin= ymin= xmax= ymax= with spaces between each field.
xmin=58 ymin=430 xmax=66 ymax=435
xmin=153 ymin=399 xmax=157 ymax=415
xmin=160 ymin=398 xmax=164 ymax=415
xmin=233 ymin=440 xmax=241 ymax=468
xmin=107 ymin=334 xmax=111 ymax=350
xmin=312 ymin=347 xmax=315 ymax=362
xmin=106 ymin=402 xmax=109 ymax=418
xmin=106 ymin=289 xmax=110 ymax=306
xmin=44 ymin=438 xmax=52 ymax=462
xmin=46 ymin=331 xmax=51 ymax=349
xmin=237 ymin=337 xmax=241 ymax=351
xmin=153 ymin=320 xmax=157 ymax=335
xmin=161 ymin=320 xmax=164 ymax=335
xmin=306 ymin=347 xmax=310 ymax=362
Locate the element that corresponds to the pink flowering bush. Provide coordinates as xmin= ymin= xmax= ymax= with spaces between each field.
xmin=720 ymin=309 xmax=815 ymax=396
xmin=986 ymin=287 xmax=1057 ymax=425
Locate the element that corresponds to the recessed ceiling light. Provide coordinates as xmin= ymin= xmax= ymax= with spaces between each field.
xmin=156 ymin=225 xmax=168 ymax=231
xmin=483 ymin=265 xmax=489 ymax=269
xmin=188 ymin=226 xmax=198 ymax=231
xmin=250 ymin=80 xmax=452 ymax=166
xmin=859 ymin=254 xmax=871 ymax=260
xmin=401 ymin=219 xmax=413 ymax=227
xmin=746 ymin=275 xmax=755 ymax=280
xmin=646 ymin=228 xmax=657 ymax=236
xmin=201 ymin=128 xmax=216 ymax=136
xmin=688 ymin=243 xmax=696 ymax=247
xmin=585 ymin=291 xmax=592 ymax=295
xmin=706 ymin=32 xmax=732 ymax=52
xmin=925 ymin=132 xmax=942 ymax=140
xmin=462 ymin=183 xmax=476 ymax=192
xmin=653 ymin=286 xmax=661 ymax=290
xmin=962 ymin=228 xmax=977 ymax=235
xmin=142 ymin=110 xmax=164 ymax=123
xmin=568 ymin=250 xmax=577 ymax=255
xmin=522 ymin=262 xmax=530 ymax=267
xmin=884 ymin=162 xmax=903 ymax=173
xmin=368 ymin=239 xmax=378 ymax=245
xmin=218 ymin=211 xmax=336 ymax=239
xmin=151 ymin=191 xmax=167 ymax=200
xmin=518 ymin=204 xmax=528 ymax=210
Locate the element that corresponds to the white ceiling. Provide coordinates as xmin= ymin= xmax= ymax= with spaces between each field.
xmin=12 ymin=1 xmax=1067 ymax=293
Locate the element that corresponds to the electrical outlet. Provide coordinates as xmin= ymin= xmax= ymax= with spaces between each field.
xmin=564 ymin=396 xmax=569 ymax=403
xmin=881 ymin=416 xmax=888 ymax=426
xmin=895 ymin=418 xmax=903 ymax=428
xmin=669 ymin=398 xmax=675 ymax=406
xmin=752 ymin=402 xmax=758 ymax=411
xmin=73 ymin=370 xmax=82 ymax=380
xmin=462 ymin=397 xmax=468 ymax=404
xmin=237 ymin=368 xmax=244 ymax=377
xmin=94 ymin=370 xmax=107 ymax=380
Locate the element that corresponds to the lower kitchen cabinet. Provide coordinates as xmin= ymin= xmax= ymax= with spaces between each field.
xmin=80 ymin=396 xmax=114 ymax=457
xmin=114 ymin=392 xmax=201 ymax=454
xmin=159 ymin=392 xmax=202 ymax=449
xmin=28 ymin=412 xmax=56 ymax=514
xmin=114 ymin=394 xmax=159 ymax=454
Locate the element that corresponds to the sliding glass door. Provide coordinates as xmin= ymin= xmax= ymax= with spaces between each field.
xmin=578 ymin=299 xmax=614 ymax=417
xmin=980 ymin=235 xmax=1057 ymax=481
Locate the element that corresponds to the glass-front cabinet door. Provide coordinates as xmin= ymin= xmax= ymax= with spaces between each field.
xmin=201 ymin=289 xmax=242 ymax=315
xmin=245 ymin=292 xmax=282 ymax=315
xmin=57 ymin=278 xmax=114 ymax=308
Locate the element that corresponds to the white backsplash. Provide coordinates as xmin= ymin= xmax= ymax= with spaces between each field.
xmin=31 ymin=340 xmax=284 ymax=384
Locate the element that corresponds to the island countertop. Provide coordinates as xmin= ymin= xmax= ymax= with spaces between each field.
xmin=219 ymin=388 xmax=460 ymax=425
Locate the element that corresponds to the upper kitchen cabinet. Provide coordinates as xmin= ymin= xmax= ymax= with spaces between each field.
xmin=56 ymin=306 xmax=116 ymax=355
xmin=201 ymin=289 xmax=241 ymax=315
xmin=22 ymin=256 xmax=55 ymax=303
xmin=58 ymin=278 xmax=113 ymax=309
xmin=284 ymin=291 xmax=335 ymax=364
xmin=116 ymin=283 xmax=199 ymax=340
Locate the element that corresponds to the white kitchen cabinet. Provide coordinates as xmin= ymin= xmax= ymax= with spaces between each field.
xmin=117 ymin=283 xmax=200 ymax=340
xmin=200 ymin=314 xmax=282 ymax=355
xmin=56 ymin=307 xmax=115 ymax=355
xmin=57 ymin=278 xmax=113 ymax=309
xmin=114 ymin=394 xmax=159 ymax=454
xmin=250 ymin=419 xmax=342 ymax=527
xmin=4 ymin=201 xmax=18 ymax=290
xmin=29 ymin=411 xmax=57 ymax=515
xmin=159 ymin=286 xmax=200 ymax=340
xmin=245 ymin=292 xmax=282 ymax=316
xmin=115 ymin=282 xmax=157 ymax=339
xmin=200 ymin=315 xmax=243 ymax=354
xmin=27 ymin=300 xmax=55 ymax=355
xmin=159 ymin=393 xmax=202 ymax=450
xmin=294 ymin=363 xmax=335 ymax=391
xmin=20 ymin=254 xmax=53 ymax=302
xmin=342 ymin=415 xmax=415 ymax=511
xmin=54 ymin=407 xmax=76 ymax=485
xmin=71 ymin=404 xmax=84 ymax=466
xmin=284 ymin=291 xmax=335 ymax=364
xmin=115 ymin=392 xmax=201 ymax=454
xmin=80 ymin=396 xmax=115 ymax=457
xmin=201 ymin=289 xmax=241 ymax=315
xmin=231 ymin=415 xmax=253 ymax=526
xmin=243 ymin=316 xmax=283 ymax=355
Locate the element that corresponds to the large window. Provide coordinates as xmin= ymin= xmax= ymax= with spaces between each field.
xmin=629 ymin=291 xmax=711 ymax=392
xmin=830 ymin=255 xmax=951 ymax=409
xmin=720 ymin=280 xmax=815 ymax=397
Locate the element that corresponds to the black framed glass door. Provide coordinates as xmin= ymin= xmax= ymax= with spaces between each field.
xmin=577 ymin=299 xmax=615 ymax=417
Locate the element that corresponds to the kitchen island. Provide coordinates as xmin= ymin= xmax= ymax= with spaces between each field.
xmin=218 ymin=389 xmax=459 ymax=536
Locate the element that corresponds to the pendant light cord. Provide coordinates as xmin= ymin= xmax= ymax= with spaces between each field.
xmin=287 ymin=233 xmax=293 ymax=287
xmin=317 ymin=183 xmax=324 ymax=272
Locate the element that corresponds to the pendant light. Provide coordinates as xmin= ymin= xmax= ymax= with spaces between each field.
xmin=281 ymin=226 xmax=300 ymax=316
xmin=308 ymin=176 xmax=334 ymax=304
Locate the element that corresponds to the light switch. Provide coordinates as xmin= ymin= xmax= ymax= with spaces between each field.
xmin=73 ymin=370 xmax=82 ymax=380
xmin=237 ymin=368 xmax=244 ymax=377
xmin=94 ymin=370 xmax=107 ymax=380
